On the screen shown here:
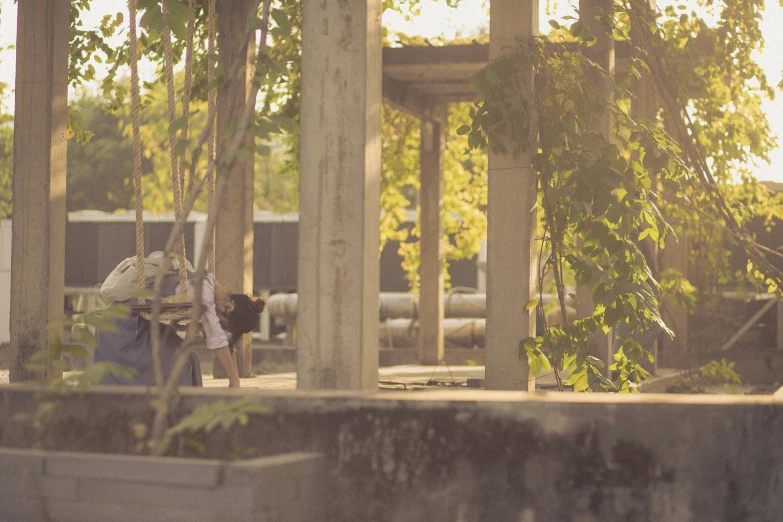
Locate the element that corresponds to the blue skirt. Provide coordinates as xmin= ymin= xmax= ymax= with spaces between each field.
xmin=93 ymin=306 xmax=203 ymax=387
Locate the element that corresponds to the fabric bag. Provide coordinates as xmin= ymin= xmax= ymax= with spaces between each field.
xmin=100 ymin=251 xmax=195 ymax=303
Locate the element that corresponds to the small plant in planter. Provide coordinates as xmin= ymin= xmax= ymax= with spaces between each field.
xmin=12 ymin=303 xmax=138 ymax=443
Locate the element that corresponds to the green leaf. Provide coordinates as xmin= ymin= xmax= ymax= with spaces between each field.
xmin=140 ymin=5 xmax=166 ymax=34
xmin=271 ymin=9 xmax=290 ymax=33
xmin=165 ymin=0 xmax=193 ymax=41
xmin=172 ymin=139 xmax=189 ymax=157
xmin=524 ymin=298 xmax=539 ymax=311
xmin=168 ymin=115 xmax=189 ymax=135
xmin=456 ymin=125 xmax=471 ymax=135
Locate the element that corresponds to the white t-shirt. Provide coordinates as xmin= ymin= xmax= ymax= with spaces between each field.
xmin=176 ymin=274 xmax=230 ymax=350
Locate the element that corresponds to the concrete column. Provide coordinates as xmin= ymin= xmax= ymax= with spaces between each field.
xmin=9 ymin=0 xmax=69 ymax=381
xmin=577 ymin=0 xmax=615 ymax=375
xmin=485 ymin=0 xmax=538 ymax=391
xmin=297 ymin=0 xmax=381 ymax=390
xmin=630 ymin=0 xmax=659 ymax=374
xmin=660 ymin=229 xmax=688 ymax=367
xmin=215 ymin=0 xmax=256 ymax=378
xmin=418 ymin=107 xmax=447 ymax=365
xmin=777 ymin=297 xmax=783 ymax=351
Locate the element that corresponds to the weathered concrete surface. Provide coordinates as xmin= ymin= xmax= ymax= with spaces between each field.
xmin=485 ymin=0 xmax=538 ymax=390
xmin=419 ymin=108 xmax=447 ymax=365
xmin=1 ymin=387 xmax=781 ymax=521
xmin=9 ymin=0 xmax=69 ymax=381
xmin=298 ymin=0 xmax=382 ymax=390
xmin=0 ymin=447 xmax=325 ymax=522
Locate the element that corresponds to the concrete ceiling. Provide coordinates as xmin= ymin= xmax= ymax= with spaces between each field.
xmin=381 ymin=42 xmax=633 ymax=122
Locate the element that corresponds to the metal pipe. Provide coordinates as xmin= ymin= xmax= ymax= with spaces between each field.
xmin=379 ymin=318 xmax=486 ymax=348
xmin=267 ymin=292 xmax=574 ymax=321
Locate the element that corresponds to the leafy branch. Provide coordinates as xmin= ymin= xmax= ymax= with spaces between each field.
xmin=462 ymin=17 xmax=684 ymax=392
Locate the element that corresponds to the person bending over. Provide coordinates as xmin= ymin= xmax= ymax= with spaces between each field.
xmin=93 ymin=253 xmax=265 ymax=388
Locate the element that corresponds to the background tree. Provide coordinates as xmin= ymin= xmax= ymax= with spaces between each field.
xmin=0 ymin=43 xmax=12 ymax=218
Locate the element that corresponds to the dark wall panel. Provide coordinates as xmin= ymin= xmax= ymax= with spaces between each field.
xmin=65 ymin=223 xmax=100 ymax=287
xmin=64 ymin=217 xmax=478 ymax=293
xmin=253 ymin=222 xmax=273 ymax=290
xmin=269 ymin=222 xmax=298 ymax=291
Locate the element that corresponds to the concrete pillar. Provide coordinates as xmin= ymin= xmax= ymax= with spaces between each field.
xmin=215 ymin=0 xmax=256 ymax=378
xmin=297 ymin=0 xmax=381 ymax=390
xmin=9 ymin=0 xmax=69 ymax=381
xmin=630 ymin=0 xmax=659 ymax=374
xmin=777 ymin=297 xmax=783 ymax=351
xmin=418 ymin=107 xmax=447 ymax=365
xmin=485 ymin=0 xmax=538 ymax=391
xmin=577 ymin=0 xmax=615 ymax=376
xmin=660 ymin=229 xmax=688 ymax=367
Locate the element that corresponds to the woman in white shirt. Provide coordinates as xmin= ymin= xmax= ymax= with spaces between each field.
xmin=94 ymin=267 xmax=265 ymax=388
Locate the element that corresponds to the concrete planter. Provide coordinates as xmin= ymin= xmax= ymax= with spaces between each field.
xmin=0 ymin=447 xmax=325 ymax=522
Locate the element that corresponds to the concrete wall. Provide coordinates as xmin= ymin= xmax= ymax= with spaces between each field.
xmin=0 ymin=387 xmax=781 ymax=521
xmin=0 ymin=447 xmax=325 ymax=522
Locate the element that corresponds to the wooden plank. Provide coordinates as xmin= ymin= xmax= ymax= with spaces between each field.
xmin=720 ymin=298 xmax=778 ymax=352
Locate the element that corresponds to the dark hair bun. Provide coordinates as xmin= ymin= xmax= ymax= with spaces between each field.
xmin=228 ymin=294 xmax=264 ymax=335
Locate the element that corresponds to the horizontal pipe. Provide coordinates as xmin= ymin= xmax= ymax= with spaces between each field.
xmin=267 ymin=292 xmax=575 ymax=321
xmin=379 ymin=318 xmax=486 ymax=348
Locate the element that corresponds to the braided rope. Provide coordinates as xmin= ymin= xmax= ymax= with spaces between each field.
xmin=180 ymin=0 xmax=195 ymax=196
xmin=161 ymin=0 xmax=189 ymax=294
xmin=206 ymin=0 xmax=217 ymax=273
xmin=128 ymin=0 xmax=146 ymax=303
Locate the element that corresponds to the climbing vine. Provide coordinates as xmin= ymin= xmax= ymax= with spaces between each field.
xmin=462 ymin=0 xmax=783 ymax=391
xmin=462 ymin=26 xmax=685 ymax=391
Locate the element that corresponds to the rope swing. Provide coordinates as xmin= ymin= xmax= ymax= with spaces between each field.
xmin=127 ymin=0 xmax=217 ymax=323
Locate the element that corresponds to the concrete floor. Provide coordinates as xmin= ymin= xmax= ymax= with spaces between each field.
xmin=202 ymin=364 xmax=497 ymax=390
xmin=0 ymin=364 xmax=559 ymax=390
xmin=0 ymin=361 xmax=768 ymax=394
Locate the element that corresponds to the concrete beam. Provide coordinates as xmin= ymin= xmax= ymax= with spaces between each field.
xmin=381 ymin=75 xmax=447 ymax=123
xmin=9 ymin=0 xmax=69 ymax=381
xmin=215 ymin=0 xmax=257 ymax=378
xmin=418 ymin=106 xmax=448 ymax=364
xmin=298 ymin=0 xmax=381 ymax=390
xmin=485 ymin=0 xmax=538 ymax=390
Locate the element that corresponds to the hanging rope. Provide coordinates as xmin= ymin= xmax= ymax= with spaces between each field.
xmin=128 ymin=0 xmax=146 ymax=303
xmin=125 ymin=0 xmax=219 ymax=325
xmin=180 ymin=0 xmax=196 ymax=196
xmin=161 ymin=0 xmax=190 ymax=295
xmin=206 ymin=0 xmax=217 ymax=273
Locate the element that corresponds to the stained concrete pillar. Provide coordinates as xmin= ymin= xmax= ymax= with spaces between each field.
xmin=777 ymin=297 xmax=783 ymax=351
xmin=660 ymin=229 xmax=688 ymax=367
xmin=630 ymin=0 xmax=659 ymax=374
xmin=418 ymin=107 xmax=447 ymax=365
xmin=485 ymin=0 xmax=538 ymax=391
xmin=297 ymin=0 xmax=381 ymax=390
xmin=215 ymin=0 xmax=256 ymax=378
xmin=577 ymin=0 xmax=615 ymax=375
xmin=9 ymin=0 xmax=69 ymax=382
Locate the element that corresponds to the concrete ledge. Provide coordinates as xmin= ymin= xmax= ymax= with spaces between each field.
xmin=45 ymin=451 xmax=223 ymax=487
xmin=0 ymin=447 xmax=325 ymax=522
xmin=1 ymin=386 xmax=782 ymax=521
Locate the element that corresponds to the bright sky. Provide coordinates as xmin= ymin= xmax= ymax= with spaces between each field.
xmin=1 ymin=0 xmax=782 ymax=181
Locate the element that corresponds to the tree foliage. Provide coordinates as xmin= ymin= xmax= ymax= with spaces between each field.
xmin=464 ymin=0 xmax=782 ymax=391
xmin=0 ymin=42 xmax=12 ymax=218
xmin=653 ymin=0 xmax=783 ymax=304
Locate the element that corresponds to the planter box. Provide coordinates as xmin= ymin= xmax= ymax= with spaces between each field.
xmin=0 ymin=447 xmax=325 ymax=522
